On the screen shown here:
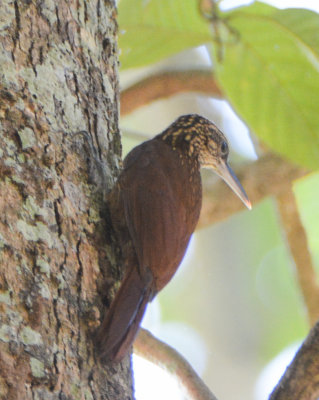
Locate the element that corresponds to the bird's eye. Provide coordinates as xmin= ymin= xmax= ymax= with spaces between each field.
xmin=220 ymin=141 xmax=228 ymax=155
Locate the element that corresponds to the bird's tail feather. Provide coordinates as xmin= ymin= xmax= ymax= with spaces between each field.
xmin=95 ymin=266 xmax=151 ymax=362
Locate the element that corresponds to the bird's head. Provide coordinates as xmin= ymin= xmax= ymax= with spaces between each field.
xmin=161 ymin=114 xmax=251 ymax=210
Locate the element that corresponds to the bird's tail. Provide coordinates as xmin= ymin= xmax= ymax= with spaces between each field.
xmin=95 ymin=266 xmax=151 ymax=362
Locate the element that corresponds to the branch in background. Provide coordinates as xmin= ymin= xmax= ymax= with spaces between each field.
xmin=277 ymin=189 xmax=319 ymax=325
xmin=269 ymin=320 xmax=319 ymax=400
xmin=199 ymin=152 xmax=307 ymax=227
xmin=199 ymin=152 xmax=319 ymax=325
xmin=120 ymin=70 xmax=222 ymax=116
xmin=134 ymin=328 xmax=219 ymax=400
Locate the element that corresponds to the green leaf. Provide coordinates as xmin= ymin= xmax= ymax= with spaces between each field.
xmin=223 ymin=1 xmax=276 ymax=16
xmin=214 ymin=5 xmax=319 ymax=169
xmin=273 ymin=8 xmax=319 ymax=56
xmin=118 ymin=0 xmax=211 ymax=69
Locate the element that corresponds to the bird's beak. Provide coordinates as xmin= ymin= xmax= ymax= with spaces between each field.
xmin=215 ymin=160 xmax=252 ymax=210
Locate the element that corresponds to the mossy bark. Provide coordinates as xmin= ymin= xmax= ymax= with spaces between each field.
xmin=0 ymin=0 xmax=133 ymax=399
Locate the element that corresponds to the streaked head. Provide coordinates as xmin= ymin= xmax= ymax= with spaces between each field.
xmin=161 ymin=114 xmax=251 ymax=210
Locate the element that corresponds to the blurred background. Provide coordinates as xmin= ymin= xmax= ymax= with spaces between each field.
xmin=117 ymin=0 xmax=319 ymax=398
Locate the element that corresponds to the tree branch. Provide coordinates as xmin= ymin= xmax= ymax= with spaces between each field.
xmin=269 ymin=320 xmax=319 ymax=400
xmin=277 ymin=189 xmax=319 ymax=325
xmin=134 ymin=328 xmax=218 ymax=400
xmin=199 ymin=152 xmax=307 ymax=227
xmin=120 ymin=70 xmax=222 ymax=116
xmin=199 ymin=153 xmax=319 ymax=325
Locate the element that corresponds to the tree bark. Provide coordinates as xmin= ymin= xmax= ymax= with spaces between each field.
xmin=269 ymin=320 xmax=319 ymax=400
xmin=0 ymin=1 xmax=133 ymax=399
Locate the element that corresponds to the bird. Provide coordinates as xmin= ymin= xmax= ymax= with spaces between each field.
xmin=95 ymin=114 xmax=251 ymax=362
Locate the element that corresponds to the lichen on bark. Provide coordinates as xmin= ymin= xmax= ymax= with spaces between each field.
xmin=0 ymin=0 xmax=132 ymax=399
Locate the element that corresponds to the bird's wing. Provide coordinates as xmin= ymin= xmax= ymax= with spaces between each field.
xmin=120 ymin=140 xmax=197 ymax=292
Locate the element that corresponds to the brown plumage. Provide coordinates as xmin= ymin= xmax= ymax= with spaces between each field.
xmin=95 ymin=114 xmax=251 ymax=362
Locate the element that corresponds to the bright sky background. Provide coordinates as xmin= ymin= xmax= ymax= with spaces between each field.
xmin=220 ymin=0 xmax=319 ymax=11
xmin=133 ymin=1 xmax=319 ymax=399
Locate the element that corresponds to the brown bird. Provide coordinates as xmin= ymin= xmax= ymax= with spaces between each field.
xmin=96 ymin=114 xmax=251 ymax=362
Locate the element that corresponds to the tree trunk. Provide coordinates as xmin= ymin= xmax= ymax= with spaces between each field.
xmin=0 ymin=1 xmax=133 ymax=399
